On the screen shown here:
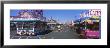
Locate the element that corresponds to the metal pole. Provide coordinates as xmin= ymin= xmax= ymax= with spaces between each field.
xmin=33 ymin=22 xmax=34 ymax=32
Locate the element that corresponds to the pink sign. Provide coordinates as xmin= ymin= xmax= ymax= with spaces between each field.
xmin=85 ymin=30 xmax=99 ymax=37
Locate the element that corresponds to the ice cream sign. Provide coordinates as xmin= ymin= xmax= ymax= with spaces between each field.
xmin=89 ymin=9 xmax=101 ymax=16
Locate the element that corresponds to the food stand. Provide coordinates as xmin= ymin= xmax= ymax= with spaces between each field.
xmin=81 ymin=16 xmax=100 ymax=39
xmin=76 ymin=9 xmax=101 ymax=39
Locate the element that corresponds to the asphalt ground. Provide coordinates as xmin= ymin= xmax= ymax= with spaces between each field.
xmin=10 ymin=25 xmax=80 ymax=39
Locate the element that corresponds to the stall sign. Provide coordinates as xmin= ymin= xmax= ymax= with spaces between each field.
xmin=91 ymin=16 xmax=99 ymax=19
xmin=92 ymin=20 xmax=99 ymax=22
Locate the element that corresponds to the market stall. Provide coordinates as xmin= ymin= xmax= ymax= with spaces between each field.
xmin=80 ymin=16 xmax=100 ymax=39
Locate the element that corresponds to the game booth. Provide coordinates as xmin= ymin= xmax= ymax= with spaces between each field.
xmin=10 ymin=18 xmax=47 ymax=36
xmin=10 ymin=10 xmax=54 ymax=36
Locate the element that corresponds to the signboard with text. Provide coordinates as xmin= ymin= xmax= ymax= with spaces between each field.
xmin=89 ymin=9 xmax=101 ymax=16
xmin=80 ymin=9 xmax=101 ymax=18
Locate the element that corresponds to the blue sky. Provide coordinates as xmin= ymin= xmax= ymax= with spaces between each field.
xmin=10 ymin=10 xmax=88 ymax=23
